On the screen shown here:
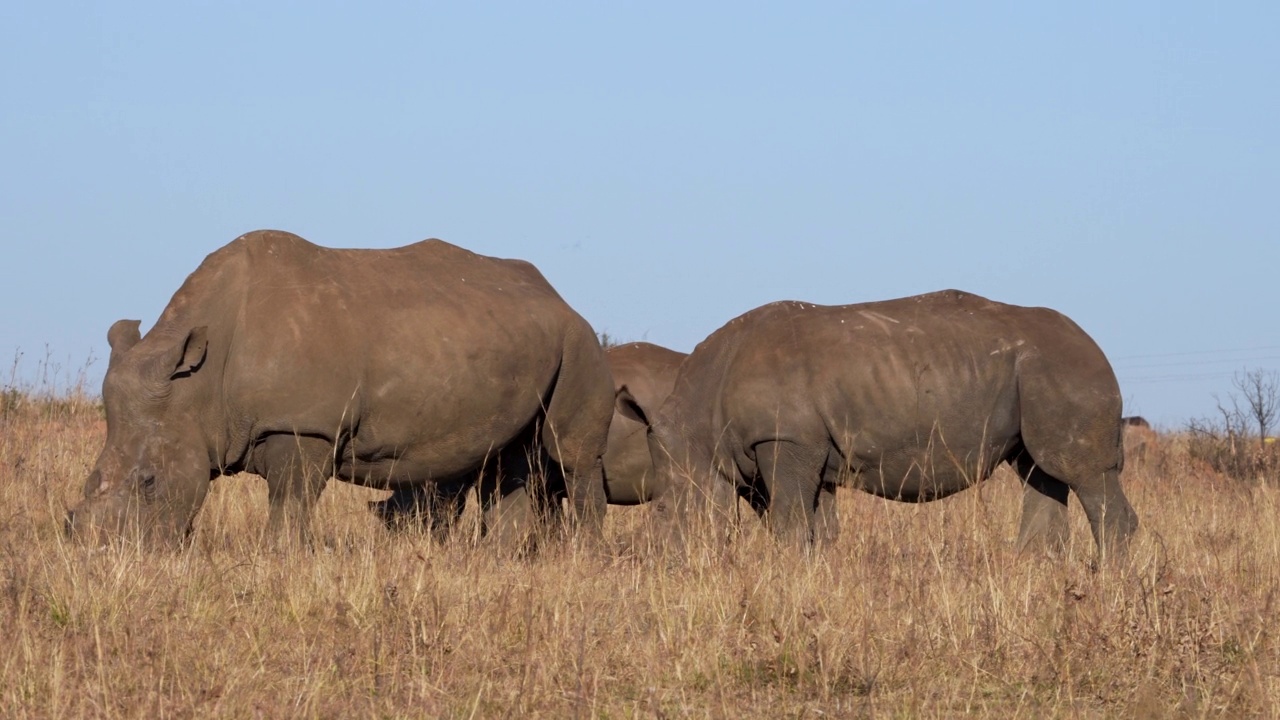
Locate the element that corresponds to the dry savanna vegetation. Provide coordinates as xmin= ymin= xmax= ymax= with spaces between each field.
xmin=2 ymin=392 xmax=1279 ymax=718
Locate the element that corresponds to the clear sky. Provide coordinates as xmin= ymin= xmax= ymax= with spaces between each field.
xmin=2 ymin=2 xmax=1276 ymax=427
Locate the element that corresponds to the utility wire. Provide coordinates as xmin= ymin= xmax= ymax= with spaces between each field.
xmin=1111 ymin=345 xmax=1280 ymax=362
xmin=1114 ymin=355 xmax=1280 ymax=371
xmin=1120 ymin=372 xmax=1244 ymax=385
xmin=1111 ymin=344 xmax=1280 ymax=386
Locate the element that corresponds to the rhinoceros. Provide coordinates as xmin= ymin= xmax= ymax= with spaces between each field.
xmin=67 ymin=230 xmax=615 ymax=547
xmin=601 ymin=341 xmax=688 ymax=504
xmin=616 ymin=290 xmax=1139 ymax=560
xmin=371 ymin=340 xmax=693 ymax=532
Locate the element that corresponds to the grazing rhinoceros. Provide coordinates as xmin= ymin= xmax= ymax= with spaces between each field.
xmin=67 ymin=230 xmax=614 ymax=547
xmin=616 ymin=290 xmax=1139 ymax=560
xmin=370 ymin=341 xmax=694 ymax=532
xmin=601 ymin=342 xmax=688 ymax=504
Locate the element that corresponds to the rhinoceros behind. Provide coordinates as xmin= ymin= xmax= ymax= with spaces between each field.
xmin=617 ymin=290 xmax=1139 ymax=561
xmin=68 ymin=230 xmax=614 ymax=547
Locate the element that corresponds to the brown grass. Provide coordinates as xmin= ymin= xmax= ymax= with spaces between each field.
xmin=1 ymin=402 xmax=1278 ymax=718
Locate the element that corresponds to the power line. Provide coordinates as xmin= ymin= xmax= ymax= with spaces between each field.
xmin=1111 ymin=345 xmax=1280 ymax=362
xmin=1111 ymin=343 xmax=1280 ymax=387
xmin=1119 ymin=372 xmax=1241 ymax=385
xmin=1119 ymin=367 xmax=1280 ymax=386
xmin=1113 ymin=355 xmax=1280 ymax=371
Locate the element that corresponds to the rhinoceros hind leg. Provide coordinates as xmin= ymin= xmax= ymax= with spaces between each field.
xmin=540 ymin=334 xmax=611 ymax=536
xmin=1014 ymin=361 xmax=1136 ymax=561
xmin=1070 ymin=469 xmax=1138 ymax=564
xmin=544 ymin=429 xmax=607 ymax=536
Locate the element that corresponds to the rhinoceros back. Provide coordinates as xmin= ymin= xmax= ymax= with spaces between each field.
xmin=149 ymin=230 xmax=606 ymax=484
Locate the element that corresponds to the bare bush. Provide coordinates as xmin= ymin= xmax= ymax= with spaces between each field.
xmin=1186 ymin=368 xmax=1280 ymax=484
xmin=2 ymin=348 xmax=102 ymax=422
xmin=1235 ymin=368 xmax=1280 ymax=446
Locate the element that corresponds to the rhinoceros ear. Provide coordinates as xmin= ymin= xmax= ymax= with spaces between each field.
xmin=156 ymin=326 xmax=209 ymax=380
xmin=107 ymin=319 xmax=142 ymax=362
xmin=615 ymin=386 xmax=650 ymax=427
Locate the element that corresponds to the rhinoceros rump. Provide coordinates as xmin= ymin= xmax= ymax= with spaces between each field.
xmin=617 ymin=290 xmax=1139 ymax=561
xmin=68 ymin=230 xmax=614 ymax=547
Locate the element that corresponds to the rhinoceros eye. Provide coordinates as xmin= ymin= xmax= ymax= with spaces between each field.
xmin=140 ymin=475 xmax=157 ymax=502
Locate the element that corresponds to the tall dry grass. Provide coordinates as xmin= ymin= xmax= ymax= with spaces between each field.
xmin=1 ymin=398 xmax=1278 ymax=718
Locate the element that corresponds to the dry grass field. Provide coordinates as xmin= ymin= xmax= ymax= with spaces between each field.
xmin=2 ymin=396 xmax=1278 ymax=718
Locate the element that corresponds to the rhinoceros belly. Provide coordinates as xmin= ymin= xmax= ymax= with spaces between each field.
xmin=843 ymin=436 xmax=1019 ymax=502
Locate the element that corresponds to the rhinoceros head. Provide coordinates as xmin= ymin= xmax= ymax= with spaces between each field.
xmin=615 ymin=386 xmax=716 ymax=515
xmin=67 ymin=319 xmax=214 ymax=546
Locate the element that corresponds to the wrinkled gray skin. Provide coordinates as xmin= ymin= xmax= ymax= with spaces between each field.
xmin=616 ymin=290 xmax=1140 ymax=561
xmin=372 ymin=341 xmax=701 ymax=532
xmin=67 ymin=230 xmax=614 ymax=548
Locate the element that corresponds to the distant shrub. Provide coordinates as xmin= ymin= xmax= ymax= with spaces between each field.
xmin=1 ymin=348 xmax=103 ymax=422
xmin=1184 ymin=368 xmax=1280 ymax=485
xmin=1185 ymin=416 xmax=1280 ymax=485
xmin=1 ymin=388 xmax=23 ymax=417
xmin=0 ymin=389 xmax=102 ymax=423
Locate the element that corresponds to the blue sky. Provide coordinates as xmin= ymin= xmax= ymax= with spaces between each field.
xmin=2 ymin=2 xmax=1276 ymax=426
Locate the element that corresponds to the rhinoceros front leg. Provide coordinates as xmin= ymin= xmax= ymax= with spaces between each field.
xmin=756 ymin=440 xmax=827 ymax=548
xmin=257 ymin=433 xmax=333 ymax=547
